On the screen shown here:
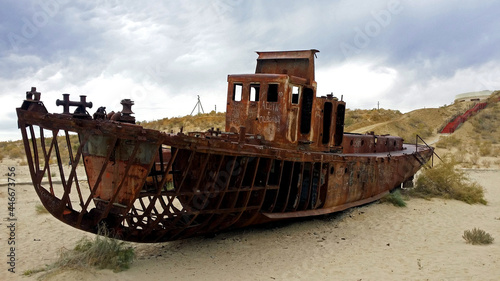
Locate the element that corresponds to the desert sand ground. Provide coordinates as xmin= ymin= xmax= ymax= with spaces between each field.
xmin=0 ymin=160 xmax=499 ymax=281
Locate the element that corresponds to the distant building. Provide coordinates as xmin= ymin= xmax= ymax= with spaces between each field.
xmin=454 ymin=90 xmax=493 ymax=103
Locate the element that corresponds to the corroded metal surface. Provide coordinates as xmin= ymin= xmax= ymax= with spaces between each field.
xmin=17 ymin=50 xmax=434 ymax=242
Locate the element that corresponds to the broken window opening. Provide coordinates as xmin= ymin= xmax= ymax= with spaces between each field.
xmin=233 ymin=83 xmax=243 ymax=102
xmin=334 ymin=103 xmax=345 ymax=146
xmin=250 ymin=84 xmax=260 ymax=102
xmin=300 ymin=88 xmax=314 ymax=134
xmin=322 ymin=102 xmax=332 ymax=144
xmin=291 ymin=85 xmax=300 ymax=104
xmin=267 ymin=84 xmax=279 ymax=102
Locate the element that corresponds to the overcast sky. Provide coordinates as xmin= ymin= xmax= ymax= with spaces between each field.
xmin=1 ymin=0 xmax=500 ymax=141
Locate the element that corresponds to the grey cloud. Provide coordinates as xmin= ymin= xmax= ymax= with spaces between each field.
xmin=2 ymin=0 xmax=500 ymax=140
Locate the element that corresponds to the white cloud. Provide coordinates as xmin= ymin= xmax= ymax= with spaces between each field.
xmin=316 ymin=61 xmax=397 ymax=109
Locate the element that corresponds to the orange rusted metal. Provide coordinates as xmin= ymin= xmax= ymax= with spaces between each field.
xmin=17 ymin=50 xmax=434 ymax=242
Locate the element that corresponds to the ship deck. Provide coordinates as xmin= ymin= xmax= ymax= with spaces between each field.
xmin=341 ymin=143 xmax=428 ymax=157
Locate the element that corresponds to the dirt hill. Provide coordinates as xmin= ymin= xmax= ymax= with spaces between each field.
xmin=434 ymin=92 xmax=500 ymax=168
xmin=345 ymin=100 xmax=478 ymax=143
xmin=140 ymin=111 xmax=225 ymax=133
xmin=345 ymin=91 xmax=500 ymax=169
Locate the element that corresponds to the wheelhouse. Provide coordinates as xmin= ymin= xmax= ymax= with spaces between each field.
xmin=226 ymin=49 xmax=345 ymax=152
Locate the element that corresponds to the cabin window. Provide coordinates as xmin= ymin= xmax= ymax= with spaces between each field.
xmin=267 ymin=84 xmax=279 ymax=102
xmin=291 ymin=85 xmax=300 ymax=104
xmin=250 ymin=83 xmax=260 ymax=102
xmin=300 ymin=88 xmax=314 ymax=134
xmin=322 ymin=102 xmax=332 ymax=144
xmin=334 ymin=103 xmax=345 ymax=146
xmin=233 ymin=83 xmax=243 ymax=102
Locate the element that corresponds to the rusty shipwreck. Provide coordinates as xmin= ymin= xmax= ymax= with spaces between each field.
xmin=17 ymin=50 xmax=434 ymax=242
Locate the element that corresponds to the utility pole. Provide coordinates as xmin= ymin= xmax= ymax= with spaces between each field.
xmin=190 ymin=95 xmax=205 ymax=115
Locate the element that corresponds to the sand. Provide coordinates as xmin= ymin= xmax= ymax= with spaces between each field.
xmin=1 ymin=161 xmax=499 ymax=281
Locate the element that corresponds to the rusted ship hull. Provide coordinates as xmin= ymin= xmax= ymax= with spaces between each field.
xmin=17 ymin=101 xmax=432 ymax=242
xmin=17 ymin=49 xmax=435 ymax=242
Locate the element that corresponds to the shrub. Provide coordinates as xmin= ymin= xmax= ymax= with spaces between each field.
xmin=452 ymin=149 xmax=466 ymax=164
xmin=55 ymin=226 xmax=135 ymax=272
xmin=462 ymin=228 xmax=494 ymax=245
xmin=24 ymin=225 xmax=135 ymax=277
xmin=471 ymin=110 xmax=498 ymax=133
xmin=410 ymin=159 xmax=487 ymax=204
xmin=469 ymin=152 xmax=480 ymax=166
xmin=479 ymin=141 xmax=493 ymax=156
xmin=381 ymin=189 xmax=407 ymax=207
xmin=9 ymin=146 xmax=24 ymax=159
xmin=494 ymin=147 xmax=500 ymax=157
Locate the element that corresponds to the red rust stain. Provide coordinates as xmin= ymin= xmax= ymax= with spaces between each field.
xmin=85 ymin=155 xmax=149 ymax=207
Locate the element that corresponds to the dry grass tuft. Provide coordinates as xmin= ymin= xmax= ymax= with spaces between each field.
xmin=381 ymin=189 xmax=407 ymax=207
xmin=478 ymin=141 xmax=493 ymax=156
xmin=24 ymin=224 xmax=135 ymax=277
xmin=410 ymin=158 xmax=487 ymax=205
xmin=462 ymin=228 xmax=494 ymax=245
xmin=55 ymin=226 xmax=134 ymax=272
